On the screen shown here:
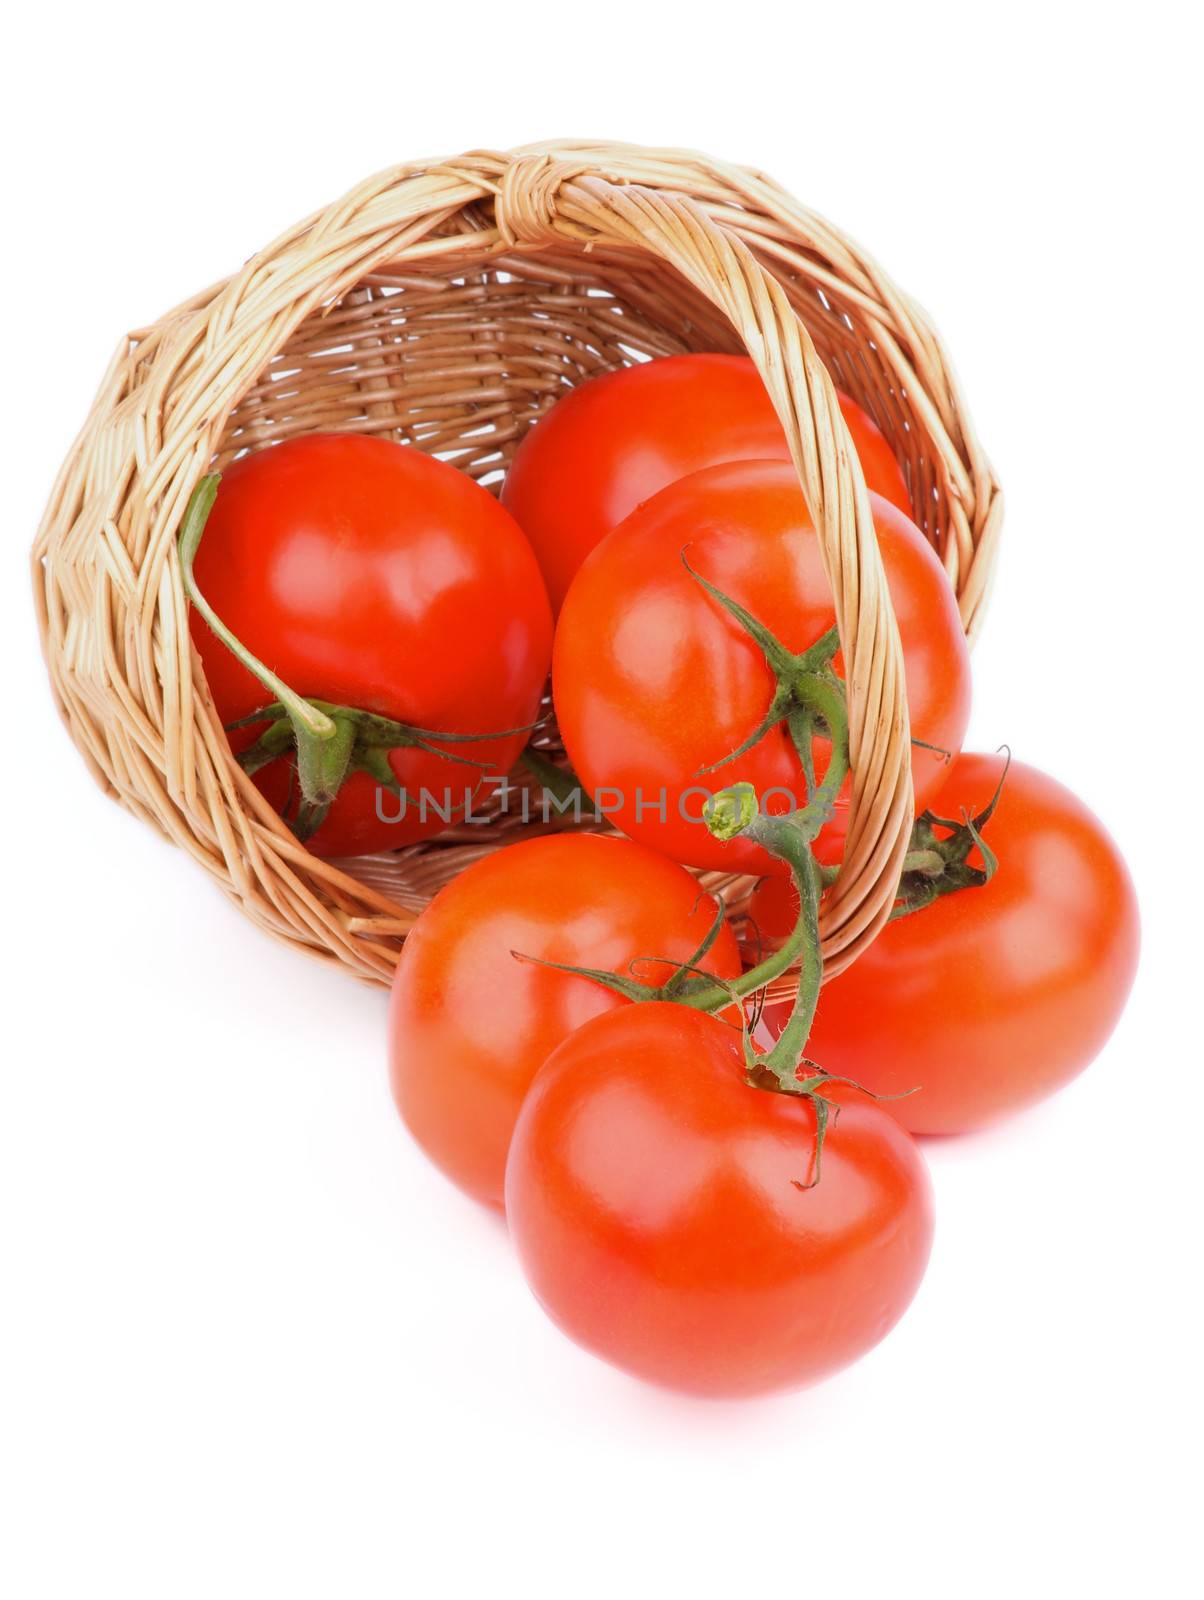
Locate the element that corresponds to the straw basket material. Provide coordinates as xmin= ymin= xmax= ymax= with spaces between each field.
xmin=32 ymin=141 xmax=1001 ymax=994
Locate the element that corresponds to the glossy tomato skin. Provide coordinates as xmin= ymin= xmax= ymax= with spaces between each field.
xmin=506 ymin=1003 xmax=934 ymax=1397
xmin=191 ymin=434 xmax=552 ymax=857
xmin=553 ymin=461 xmax=970 ymax=876
xmin=388 ymin=834 xmax=741 ymax=1208
xmin=501 ymin=353 xmax=912 ymax=613
xmin=763 ymin=755 xmax=1141 ymax=1135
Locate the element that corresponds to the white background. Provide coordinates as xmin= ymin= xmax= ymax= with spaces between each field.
xmin=3 ymin=5 xmax=1200 ymax=1596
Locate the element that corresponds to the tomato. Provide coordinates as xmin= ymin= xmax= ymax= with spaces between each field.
xmin=552 ymin=461 xmax=971 ymax=877
xmin=502 ymin=353 xmax=912 ymax=613
xmin=388 ymin=834 xmax=741 ymax=1207
xmin=505 ymin=1002 xmax=933 ymax=1397
xmin=761 ymin=755 xmax=1141 ymax=1134
xmin=190 ymin=434 xmax=552 ymax=857
xmin=747 ymin=872 xmax=802 ymax=945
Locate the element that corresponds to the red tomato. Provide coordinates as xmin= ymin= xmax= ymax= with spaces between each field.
xmin=761 ymin=755 xmax=1141 ymax=1134
xmin=553 ymin=461 xmax=970 ymax=877
xmin=505 ymin=1002 xmax=934 ymax=1397
xmin=191 ymin=434 xmax=552 ymax=857
xmin=388 ymin=834 xmax=741 ymax=1207
xmin=747 ymin=872 xmax=801 ymax=945
xmin=502 ymin=353 xmax=912 ymax=613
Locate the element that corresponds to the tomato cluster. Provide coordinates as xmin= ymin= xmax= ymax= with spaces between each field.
xmin=184 ymin=353 xmax=1139 ymax=1400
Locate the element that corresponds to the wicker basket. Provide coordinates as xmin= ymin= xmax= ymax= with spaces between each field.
xmin=31 ymin=141 xmax=1001 ymax=992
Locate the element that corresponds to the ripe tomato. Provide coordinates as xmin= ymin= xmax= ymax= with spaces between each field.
xmin=505 ymin=1002 xmax=934 ymax=1397
xmin=501 ymin=353 xmax=912 ymax=613
xmin=747 ymin=872 xmax=803 ymax=945
xmin=761 ymin=755 xmax=1141 ymax=1134
xmin=388 ymin=834 xmax=741 ymax=1207
xmin=190 ymin=434 xmax=552 ymax=857
xmin=553 ymin=461 xmax=971 ymax=877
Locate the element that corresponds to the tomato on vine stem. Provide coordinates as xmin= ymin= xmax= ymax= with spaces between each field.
xmin=553 ymin=460 xmax=970 ymax=877
xmin=181 ymin=435 xmax=552 ymax=857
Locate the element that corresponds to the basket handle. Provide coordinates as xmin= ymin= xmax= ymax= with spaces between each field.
xmin=488 ymin=153 xmax=914 ymax=976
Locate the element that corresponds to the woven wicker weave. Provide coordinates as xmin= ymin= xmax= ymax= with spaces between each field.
xmin=31 ymin=141 xmax=1002 ymax=993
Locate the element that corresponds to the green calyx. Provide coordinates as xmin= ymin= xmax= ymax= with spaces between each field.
xmin=891 ymin=749 xmax=1010 ymax=920
xmin=228 ymin=698 xmax=522 ymax=842
xmin=682 ymin=551 xmax=850 ymax=831
xmin=177 ymin=474 xmax=535 ymax=845
xmin=511 ymin=896 xmax=734 ymax=1007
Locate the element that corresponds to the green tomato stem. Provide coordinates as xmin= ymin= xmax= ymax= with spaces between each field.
xmin=520 ymin=746 xmax=589 ymax=810
xmin=672 ymin=786 xmax=824 ymax=1024
xmin=758 ymin=845 xmax=823 ymax=1084
xmin=178 ymin=477 xmax=337 ymax=742
xmin=698 ymin=796 xmax=824 ymax=1067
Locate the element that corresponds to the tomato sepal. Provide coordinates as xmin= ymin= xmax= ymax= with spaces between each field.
xmin=229 ymin=699 xmax=534 ymax=842
xmin=511 ymin=899 xmax=733 ymax=1007
xmin=891 ymin=748 xmax=1010 ymax=919
xmin=681 ymin=550 xmax=850 ymax=811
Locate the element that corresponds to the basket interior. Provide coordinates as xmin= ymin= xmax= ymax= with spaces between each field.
xmin=217 ymin=245 xmax=941 ymax=527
